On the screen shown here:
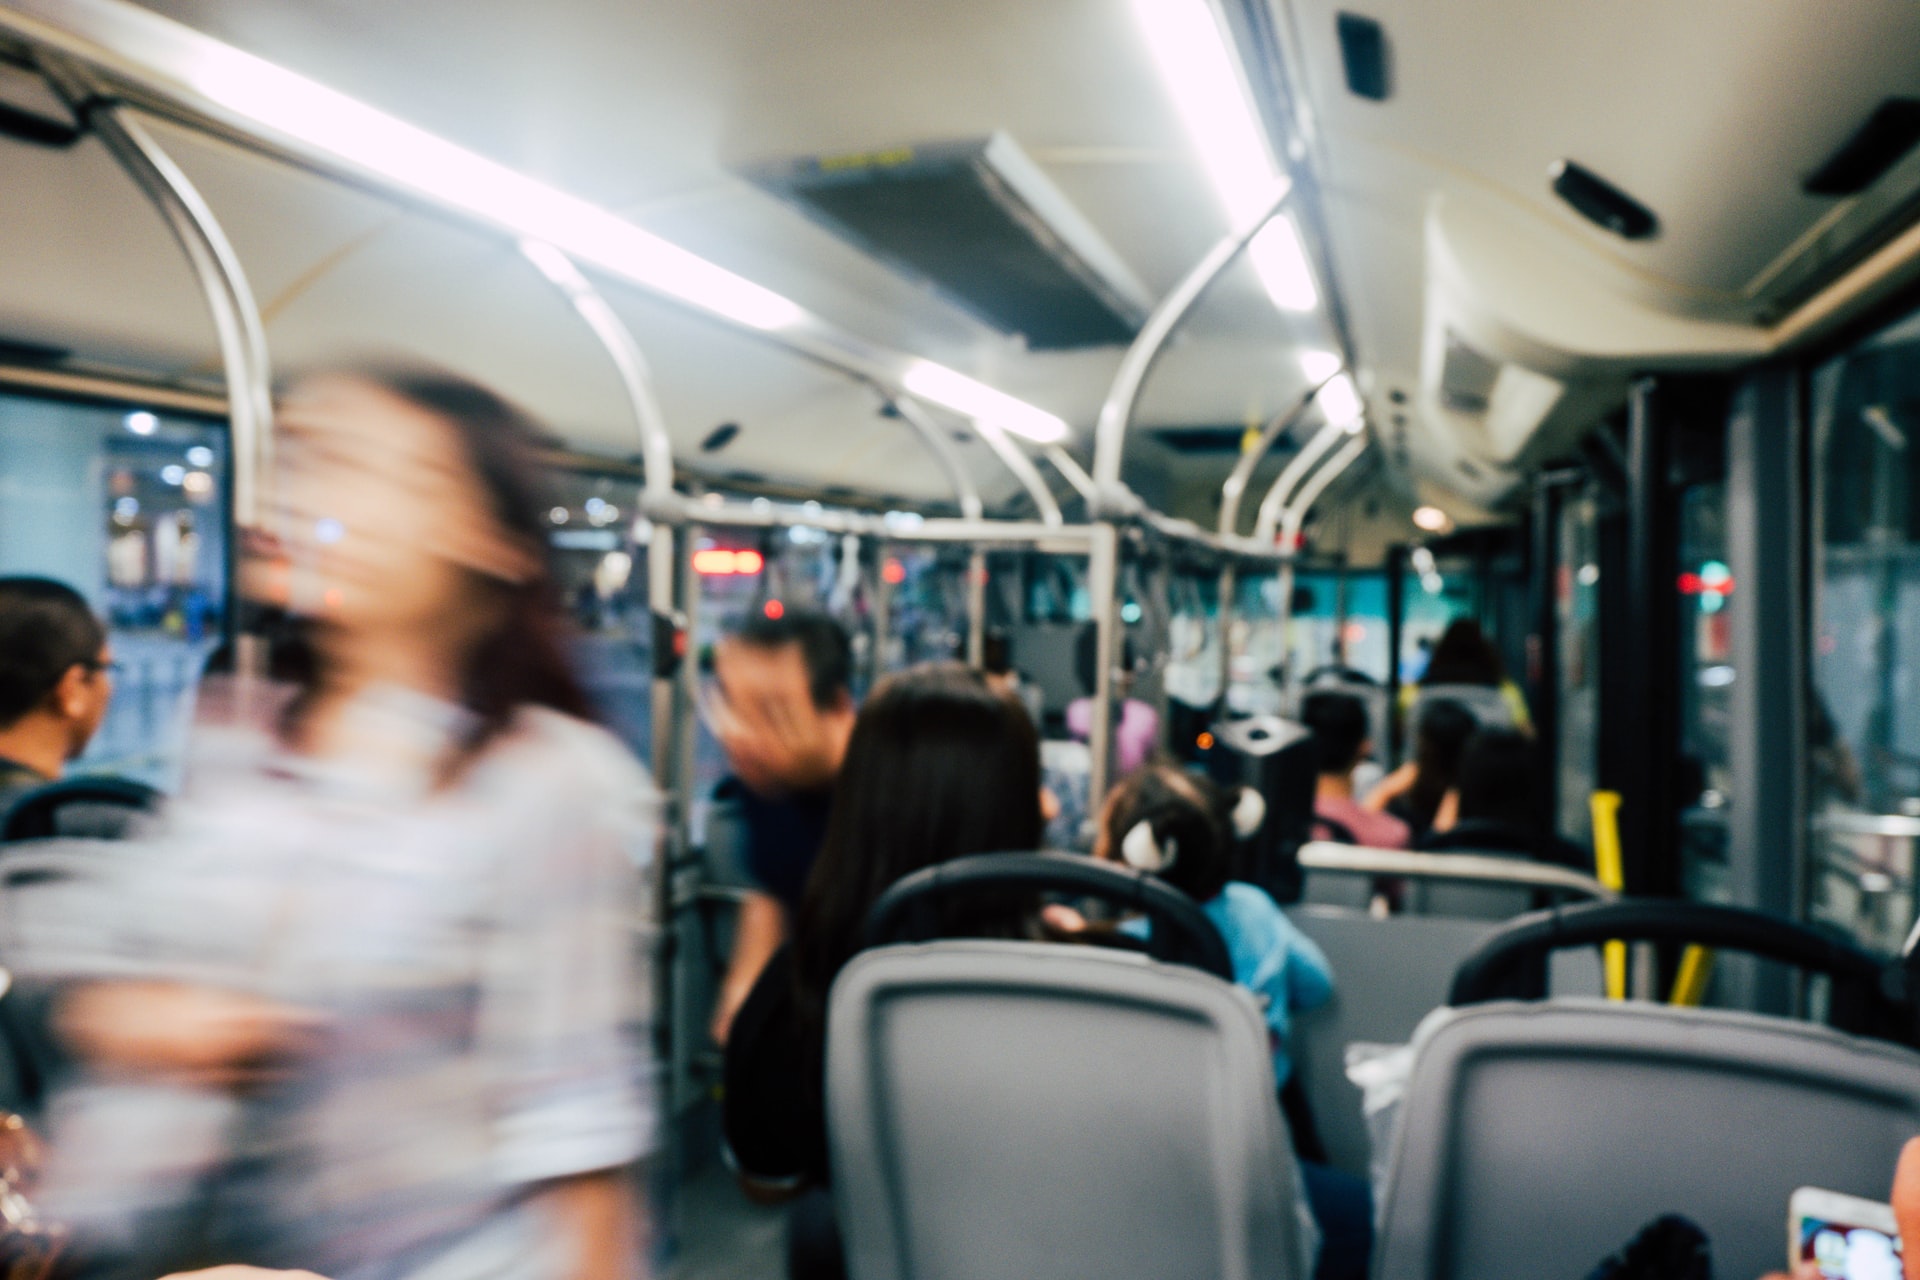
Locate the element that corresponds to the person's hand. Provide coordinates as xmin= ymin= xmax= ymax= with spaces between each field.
xmin=1039 ymin=904 xmax=1089 ymax=937
xmin=1759 ymin=1137 xmax=1920 ymax=1280
xmin=59 ymin=981 xmax=325 ymax=1088
xmin=710 ymin=980 xmax=752 ymax=1048
xmin=710 ymin=644 xmax=845 ymax=793
xmin=1894 ymin=1137 xmax=1920 ymax=1280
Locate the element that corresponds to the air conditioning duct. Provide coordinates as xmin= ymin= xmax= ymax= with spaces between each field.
xmin=748 ymin=133 xmax=1151 ymax=350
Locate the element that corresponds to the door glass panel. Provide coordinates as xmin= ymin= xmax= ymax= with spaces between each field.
xmin=1809 ymin=304 xmax=1920 ymax=953
xmin=0 ymin=393 xmax=229 ymax=790
xmin=1678 ymin=481 xmax=1733 ymax=903
xmin=1556 ymin=490 xmax=1603 ymax=844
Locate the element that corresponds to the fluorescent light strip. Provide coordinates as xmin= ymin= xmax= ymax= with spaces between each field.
xmin=904 ymin=361 xmax=1071 ymax=445
xmin=1297 ymin=349 xmax=1341 ymax=383
xmin=1295 ymin=350 xmax=1362 ymax=431
xmin=180 ymin=44 xmax=802 ymax=331
xmin=174 ymin=40 xmax=1078 ymax=441
xmin=1132 ymin=0 xmax=1319 ymax=314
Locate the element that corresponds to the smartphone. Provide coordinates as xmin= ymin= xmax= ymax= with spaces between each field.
xmin=1791 ymin=1186 xmax=1902 ymax=1280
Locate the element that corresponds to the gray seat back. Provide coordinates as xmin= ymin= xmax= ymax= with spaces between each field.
xmin=1284 ymin=907 xmax=1506 ymax=1177
xmin=828 ymin=940 xmax=1305 ymax=1280
xmin=1376 ymin=1000 xmax=1920 ymax=1280
xmin=1402 ymin=877 xmax=1535 ymax=919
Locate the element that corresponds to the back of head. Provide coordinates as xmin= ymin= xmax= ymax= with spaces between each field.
xmin=1300 ymin=689 xmax=1368 ymax=775
xmin=732 ymin=608 xmax=853 ymax=709
xmin=1422 ymin=618 xmax=1506 ymax=687
xmin=0 ymin=578 xmax=104 ymax=729
xmin=1455 ymin=728 xmax=1540 ymax=830
xmin=1413 ymin=698 xmax=1478 ymax=790
xmin=795 ymin=663 xmax=1042 ymax=1002
xmin=1101 ymin=764 xmax=1234 ymax=903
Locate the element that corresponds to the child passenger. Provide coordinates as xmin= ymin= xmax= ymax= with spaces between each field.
xmin=1076 ymin=764 xmax=1371 ymax=1280
xmin=1092 ymin=765 xmax=1333 ymax=1092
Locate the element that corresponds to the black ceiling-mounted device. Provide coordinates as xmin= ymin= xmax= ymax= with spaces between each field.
xmin=1335 ymin=13 xmax=1390 ymax=102
xmin=1550 ymin=160 xmax=1659 ymax=240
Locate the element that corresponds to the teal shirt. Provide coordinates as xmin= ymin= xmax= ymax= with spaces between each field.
xmin=1127 ymin=881 xmax=1334 ymax=1085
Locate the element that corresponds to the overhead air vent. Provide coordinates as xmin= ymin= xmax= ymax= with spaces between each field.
xmin=700 ymin=422 xmax=740 ymax=453
xmin=1550 ymin=160 xmax=1658 ymax=240
xmin=1335 ymin=13 xmax=1390 ymax=102
xmin=1805 ymin=99 xmax=1920 ymax=197
xmin=749 ymin=133 xmax=1151 ymax=350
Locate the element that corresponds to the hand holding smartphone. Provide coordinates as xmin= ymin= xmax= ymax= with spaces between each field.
xmin=1792 ymin=1187 xmax=1903 ymax=1280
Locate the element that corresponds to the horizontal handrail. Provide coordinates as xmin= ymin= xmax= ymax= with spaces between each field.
xmin=1813 ymin=813 xmax=1920 ymax=838
xmin=1298 ymin=842 xmax=1615 ymax=902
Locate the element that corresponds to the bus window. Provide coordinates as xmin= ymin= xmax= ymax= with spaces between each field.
xmin=1808 ymin=301 xmax=1920 ymax=953
xmin=0 ymin=393 xmax=227 ymax=789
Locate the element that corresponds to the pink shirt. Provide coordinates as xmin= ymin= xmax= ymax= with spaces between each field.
xmin=1065 ymin=697 xmax=1161 ymax=777
xmin=1313 ymin=795 xmax=1412 ymax=850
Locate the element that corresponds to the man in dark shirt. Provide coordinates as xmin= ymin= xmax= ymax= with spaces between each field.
xmin=0 ymin=577 xmax=114 ymax=813
xmin=708 ymin=609 xmax=854 ymax=1046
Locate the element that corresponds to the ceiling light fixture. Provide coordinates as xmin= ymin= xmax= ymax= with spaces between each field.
xmin=1298 ymin=350 xmax=1341 ymax=383
xmin=1318 ymin=374 xmax=1364 ymax=431
xmin=903 ymin=360 xmax=1071 ymax=445
xmin=186 ymin=48 xmax=803 ymax=331
xmin=1132 ymin=0 xmax=1318 ymax=313
xmin=1412 ymin=505 xmax=1451 ymax=532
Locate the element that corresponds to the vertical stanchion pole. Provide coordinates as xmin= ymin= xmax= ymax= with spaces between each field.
xmin=1089 ymin=189 xmax=1293 ymax=794
xmin=966 ymin=548 xmax=988 ymax=668
xmin=1086 ymin=522 xmax=1122 ymax=807
xmin=58 ymin=72 xmax=273 ymax=675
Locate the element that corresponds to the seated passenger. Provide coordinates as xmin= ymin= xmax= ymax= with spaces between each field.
xmin=1090 ymin=764 xmax=1333 ymax=1092
xmin=1301 ymin=690 xmax=1410 ymax=849
xmin=1363 ymin=697 xmax=1476 ymax=841
xmin=1087 ymin=767 xmax=1369 ymax=1280
xmin=0 ymin=577 xmax=115 ymax=810
xmin=1399 ymin=617 xmax=1533 ymax=733
xmin=722 ymin=663 xmax=1044 ymax=1279
xmin=1065 ymin=626 xmax=1160 ymax=777
xmin=1420 ymin=728 xmax=1590 ymax=872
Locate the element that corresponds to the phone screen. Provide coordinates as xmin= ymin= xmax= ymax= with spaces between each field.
xmin=1797 ymin=1217 xmax=1902 ymax=1280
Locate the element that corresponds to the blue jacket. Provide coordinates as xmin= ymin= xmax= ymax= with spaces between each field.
xmin=1128 ymin=881 xmax=1334 ymax=1085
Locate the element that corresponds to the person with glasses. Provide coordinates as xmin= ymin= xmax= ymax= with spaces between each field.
xmin=0 ymin=577 xmax=114 ymax=807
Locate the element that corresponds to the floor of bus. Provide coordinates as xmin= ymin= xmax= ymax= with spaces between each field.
xmin=662 ymin=1128 xmax=786 ymax=1279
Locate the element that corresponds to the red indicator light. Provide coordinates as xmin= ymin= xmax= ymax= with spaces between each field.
xmin=764 ymin=599 xmax=785 ymax=620
xmin=882 ymin=559 xmax=907 ymax=585
xmin=1197 ymin=731 xmax=1215 ymax=750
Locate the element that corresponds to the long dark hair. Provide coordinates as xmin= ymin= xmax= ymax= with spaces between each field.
xmin=279 ymin=366 xmax=592 ymax=769
xmin=1421 ymin=618 xmax=1507 ymax=687
xmin=1406 ymin=698 xmax=1477 ymax=831
xmin=792 ymin=663 xmax=1043 ymax=1030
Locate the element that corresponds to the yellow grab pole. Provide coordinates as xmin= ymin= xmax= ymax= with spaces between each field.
xmin=1590 ymin=791 xmax=1627 ymax=1000
xmin=1670 ymin=945 xmax=1716 ymax=1006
